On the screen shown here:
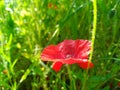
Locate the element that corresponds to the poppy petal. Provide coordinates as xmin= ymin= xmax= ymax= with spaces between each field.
xmin=74 ymin=40 xmax=91 ymax=59
xmin=52 ymin=62 xmax=63 ymax=72
xmin=41 ymin=45 xmax=63 ymax=61
xmin=78 ymin=60 xmax=94 ymax=69
xmin=57 ymin=40 xmax=75 ymax=58
xmin=59 ymin=58 xmax=86 ymax=64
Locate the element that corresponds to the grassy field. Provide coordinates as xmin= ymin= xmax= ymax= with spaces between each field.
xmin=0 ymin=0 xmax=120 ymax=90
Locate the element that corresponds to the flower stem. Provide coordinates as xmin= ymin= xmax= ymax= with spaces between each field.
xmin=81 ymin=0 xmax=97 ymax=90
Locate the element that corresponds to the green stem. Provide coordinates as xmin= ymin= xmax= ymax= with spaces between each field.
xmin=67 ymin=65 xmax=76 ymax=90
xmin=89 ymin=0 xmax=97 ymax=63
xmin=81 ymin=0 xmax=97 ymax=90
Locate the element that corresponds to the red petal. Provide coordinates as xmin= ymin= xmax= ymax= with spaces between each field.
xmin=57 ymin=40 xmax=75 ymax=58
xmin=41 ymin=45 xmax=63 ymax=61
xmin=74 ymin=40 xmax=91 ymax=59
xmin=78 ymin=61 xmax=94 ymax=69
xmin=52 ymin=62 xmax=63 ymax=72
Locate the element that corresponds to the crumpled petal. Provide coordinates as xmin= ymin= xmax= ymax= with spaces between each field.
xmin=74 ymin=40 xmax=91 ymax=59
xmin=57 ymin=40 xmax=75 ymax=58
xmin=52 ymin=62 xmax=63 ymax=72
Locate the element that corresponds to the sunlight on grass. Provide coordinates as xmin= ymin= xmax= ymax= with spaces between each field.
xmin=0 ymin=0 xmax=120 ymax=90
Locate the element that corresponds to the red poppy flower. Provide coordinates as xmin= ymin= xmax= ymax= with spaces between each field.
xmin=118 ymin=82 xmax=120 ymax=87
xmin=48 ymin=2 xmax=52 ymax=9
xmin=41 ymin=39 xmax=94 ymax=72
xmin=54 ymin=5 xmax=58 ymax=10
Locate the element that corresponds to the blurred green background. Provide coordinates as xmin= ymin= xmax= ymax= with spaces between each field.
xmin=0 ymin=0 xmax=120 ymax=90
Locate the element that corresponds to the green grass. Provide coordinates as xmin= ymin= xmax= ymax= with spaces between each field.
xmin=0 ymin=0 xmax=120 ymax=90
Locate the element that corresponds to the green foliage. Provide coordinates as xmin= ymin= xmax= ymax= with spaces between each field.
xmin=0 ymin=0 xmax=120 ymax=90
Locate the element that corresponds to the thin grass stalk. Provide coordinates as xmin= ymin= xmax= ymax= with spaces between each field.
xmin=81 ymin=0 xmax=97 ymax=90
